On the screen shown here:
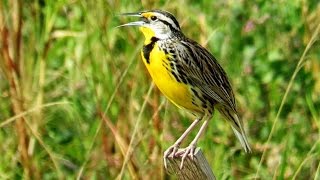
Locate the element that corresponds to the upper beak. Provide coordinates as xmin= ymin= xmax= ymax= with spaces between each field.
xmin=117 ymin=12 xmax=145 ymax=28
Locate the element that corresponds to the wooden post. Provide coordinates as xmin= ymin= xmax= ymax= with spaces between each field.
xmin=165 ymin=148 xmax=216 ymax=180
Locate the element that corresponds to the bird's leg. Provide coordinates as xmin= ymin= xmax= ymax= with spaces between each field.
xmin=163 ymin=117 xmax=201 ymax=169
xmin=179 ymin=118 xmax=210 ymax=169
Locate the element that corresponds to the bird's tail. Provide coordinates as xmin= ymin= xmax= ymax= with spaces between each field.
xmin=218 ymin=107 xmax=252 ymax=153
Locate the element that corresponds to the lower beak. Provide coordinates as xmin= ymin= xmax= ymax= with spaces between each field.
xmin=117 ymin=12 xmax=145 ymax=28
xmin=117 ymin=21 xmax=145 ymax=27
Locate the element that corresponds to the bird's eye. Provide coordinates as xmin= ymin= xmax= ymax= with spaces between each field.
xmin=150 ymin=16 xmax=157 ymax=21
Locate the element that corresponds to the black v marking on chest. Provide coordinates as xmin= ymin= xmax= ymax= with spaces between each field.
xmin=143 ymin=37 xmax=159 ymax=64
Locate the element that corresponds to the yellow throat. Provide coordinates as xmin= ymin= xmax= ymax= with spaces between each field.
xmin=138 ymin=27 xmax=202 ymax=114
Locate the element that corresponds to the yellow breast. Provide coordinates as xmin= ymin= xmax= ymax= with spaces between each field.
xmin=140 ymin=43 xmax=201 ymax=113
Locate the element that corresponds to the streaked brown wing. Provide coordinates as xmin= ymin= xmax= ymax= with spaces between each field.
xmin=174 ymin=38 xmax=237 ymax=112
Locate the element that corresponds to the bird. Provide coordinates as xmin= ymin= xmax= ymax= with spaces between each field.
xmin=118 ymin=9 xmax=251 ymax=169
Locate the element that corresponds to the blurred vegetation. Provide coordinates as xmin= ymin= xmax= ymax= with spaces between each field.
xmin=0 ymin=0 xmax=320 ymax=179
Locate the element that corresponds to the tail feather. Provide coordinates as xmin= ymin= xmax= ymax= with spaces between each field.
xmin=218 ymin=107 xmax=252 ymax=153
xmin=231 ymin=126 xmax=251 ymax=153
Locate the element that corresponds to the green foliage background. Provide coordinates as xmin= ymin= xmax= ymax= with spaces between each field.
xmin=0 ymin=0 xmax=320 ymax=179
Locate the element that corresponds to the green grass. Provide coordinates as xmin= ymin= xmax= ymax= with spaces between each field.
xmin=1 ymin=0 xmax=320 ymax=179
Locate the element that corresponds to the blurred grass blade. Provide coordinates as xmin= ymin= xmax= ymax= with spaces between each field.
xmin=77 ymin=42 xmax=141 ymax=179
xmin=292 ymin=140 xmax=319 ymax=179
xmin=0 ymin=102 xmax=70 ymax=128
xmin=117 ymin=82 xmax=154 ymax=179
xmin=255 ymin=23 xmax=320 ymax=179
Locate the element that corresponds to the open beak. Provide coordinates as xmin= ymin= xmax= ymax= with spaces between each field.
xmin=117 ymin=12 xmax=145 ymax=28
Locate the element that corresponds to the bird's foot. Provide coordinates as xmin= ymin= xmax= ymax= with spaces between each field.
xmin=163 ymin=144 xmax=180 ymax=169
xmin=177 ymin=143 xmax=197 ymax=169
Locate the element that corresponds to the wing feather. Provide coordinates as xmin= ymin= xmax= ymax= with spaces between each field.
xmin=174 ymin=39 xmax=237 ymax=112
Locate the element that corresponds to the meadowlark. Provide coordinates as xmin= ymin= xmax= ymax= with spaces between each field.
xmin=118 ymin=10 xmax=251 ymax=168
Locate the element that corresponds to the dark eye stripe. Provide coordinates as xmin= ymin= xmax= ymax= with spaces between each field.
xmin=154 ymin=10 xmax=180 ymax=30
xmin=159 ymin=19 xmax=179 ymax=32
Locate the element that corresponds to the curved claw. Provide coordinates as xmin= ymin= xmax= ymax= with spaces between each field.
xmin=179 ymin=144 xmax=197 ymax=169
xmin=164 ymin=144 xmax=180 ymax=158
xmin=163 ymin=144 xmax=180 ymax=169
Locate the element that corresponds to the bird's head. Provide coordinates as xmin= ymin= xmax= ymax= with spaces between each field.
xmin=118 ymin=10 xmax=181 ymax=40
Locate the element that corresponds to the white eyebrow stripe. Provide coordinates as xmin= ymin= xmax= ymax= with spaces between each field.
xmin=156 ymin=13 xmax=180 ymax=30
